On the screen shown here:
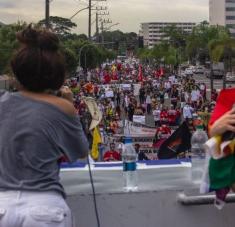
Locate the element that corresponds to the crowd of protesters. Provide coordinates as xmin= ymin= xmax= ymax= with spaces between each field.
xmin=63 ymin=58 xmax=217 ymax=161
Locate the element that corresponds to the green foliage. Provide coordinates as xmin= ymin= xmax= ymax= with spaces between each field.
xmin=0 ymin=18 xmax=116 ymax=75
xmin=101 ymin=30 xmax=138 ymax=53
xmin=161 ymin=25 xmax=187 ymax=48
xmin=208 ymin=37 xmax=235 ymax=64
xmin=61 ymin=47 xmax=78 ymax=74
xmin=0 ymin=22 xmax=27 ymax=74
xmin=186 ymin=22 xmax=231 ymax=64
xmin=38 ymin=16 xmax=77 ymax=39
xmin=139 ymin=21 xmax=233 ymax=67
xmin=71 ymin=86 xmax=80 ymax=95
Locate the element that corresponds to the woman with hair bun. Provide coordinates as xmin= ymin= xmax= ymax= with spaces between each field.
xmin=0 ymin=25 xmax=88 ymax=227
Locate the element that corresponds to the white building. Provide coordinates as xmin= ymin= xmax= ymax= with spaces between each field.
xmin=139 ymin=22 xmax=196 ymax=48
xmin=209 ymin=0 xmax=235 ymax=36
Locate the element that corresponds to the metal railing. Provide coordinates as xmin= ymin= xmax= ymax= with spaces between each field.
xmin=178 ymin=192 xmax=235 ymax=206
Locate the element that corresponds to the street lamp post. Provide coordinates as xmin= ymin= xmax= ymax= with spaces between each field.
xmin=101 ymin=22 xmax=119 ymax=45
xmin=79 ymin=42 xmax=115 ymax=68
xmin=70 ymin=6 xmax=89 ymax=20
xmin=210 ymin=62 xmax=214 ymax=100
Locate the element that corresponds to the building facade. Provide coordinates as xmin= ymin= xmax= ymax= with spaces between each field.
xmin=139 ymin=22 xmax=196 ymax=48
xmin=209 ymin=0 xmax=235 ymax=36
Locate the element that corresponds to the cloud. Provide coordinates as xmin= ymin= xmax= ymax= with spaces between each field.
xmin=0 ymin=0 xmax=209 ymax=34
xmin=0 ymin=1 xmax=15 ymax=9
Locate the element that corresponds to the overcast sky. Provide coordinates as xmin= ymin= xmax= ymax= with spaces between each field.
xmin=0 ymin=0 xmax=209 ymax=34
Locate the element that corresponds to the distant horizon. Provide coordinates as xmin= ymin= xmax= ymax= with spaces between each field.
xmin=0 ymin=19 xmax=208 ymax=35
xmin=0 ymin=0 xmax=208 ymax=35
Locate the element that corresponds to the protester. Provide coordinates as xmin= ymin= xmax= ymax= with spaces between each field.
xmin=103 ymin=143 xmax=121 ymax=161
xmin=62 ymin=52 xmax=213 ymax=161
xmin=135 ymin=144 xmax=149 ymax=161
xmin=0 ymin=26 xmax=88 ymax=227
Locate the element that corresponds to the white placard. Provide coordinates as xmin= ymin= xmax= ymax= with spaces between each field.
xmin=133 ymin=115 xmax=146 ymax=124
xmin=105 ymin=90 xmax=114 ymax=98
xmin=121 ymin=84 xmax=131 ymax=90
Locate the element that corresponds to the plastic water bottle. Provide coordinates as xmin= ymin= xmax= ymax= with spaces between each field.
xmin=122 ymin=137 xmax=138 ymax=192
xmin=191 ymin=125 xmax=208 ymax=184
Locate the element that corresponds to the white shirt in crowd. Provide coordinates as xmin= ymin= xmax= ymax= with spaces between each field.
xmin=183 ymin=104 xmax=194 ymax=119
xmin=87 ymin=71 xmax=91 ymax=82
xmin=164 ymin=81 xmax=171 ymax=90
xmin=153 ymin=109 xmax=161 ymax=122
xmin=191 ymin=89 xmax=200 ymax=102
xmin=200 ymin=84 xmax=206 ymax=91
xmin=184 ymin=92 xmax=190 ymax=103
xmin=146 ymin=95 xmax=151 ymax=104
xmin=168 ymin=75 xmax=175 ymax=84
xmin=124 ymin=95 xmax=129 ymax=107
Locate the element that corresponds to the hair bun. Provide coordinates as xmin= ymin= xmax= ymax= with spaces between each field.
xmin=16 ymin=25 xmax=38 ymax=46
xmin=38 ymin=30 xmax=59 ymax=51
xmin=17 ymin=25 xmax=60 ymax=51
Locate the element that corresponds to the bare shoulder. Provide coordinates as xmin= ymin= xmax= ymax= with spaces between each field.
xmin=48 ymin=96 xmax=77 ymax=117
xmin=20 ymin=91 xmax=77 ymax=117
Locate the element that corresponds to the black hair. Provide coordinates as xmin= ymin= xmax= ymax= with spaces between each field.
xmin=11 ymin=25 xmax=65 ymax=92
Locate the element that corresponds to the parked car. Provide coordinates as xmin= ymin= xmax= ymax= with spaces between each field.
xmin=194 ymin=66 xmax=205 ymax=74
xmin=226 ymin=72 xmax=235 ymax=81
xmin=184 ymin=68 xmax=194 ymax=76
xmin=212 ymin=62 xmax=224 ymax=79
xmin=205 ymin=63 xmax=224 ymax=79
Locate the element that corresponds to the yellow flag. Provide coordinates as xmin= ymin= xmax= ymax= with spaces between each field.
xmin=111 ymin=65 xmax=116 ymax=72
xmin=91 ymin=126 xmax=102 ymax=160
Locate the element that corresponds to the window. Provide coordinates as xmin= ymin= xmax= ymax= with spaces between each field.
xmin=227 ymin=24 xmax=235 ymax=28
xmin=226 ymin=7 xmax=235 ymax=11
xmin=226 ymin=16 xmax=235 ymax=20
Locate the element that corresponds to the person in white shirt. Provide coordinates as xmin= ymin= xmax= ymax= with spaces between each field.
xmin=124 ymin=94 xmax=129 ymax=112
xmin=164 ymin=81 xmax=172 ymax=93
xmin=191 ymin=88 xmax=201 ymax=108
xmin=183 ymin=103 xmax=194 ymax=121
xmin=199 ymin=83 xmax=206 ymax=100
xmin=145 ymin=93 xmax=152 ymax=114
xmin=153 ymin=106 xmax=161 ymax=126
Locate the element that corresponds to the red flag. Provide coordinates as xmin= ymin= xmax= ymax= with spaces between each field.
xmin=112 ymin=71 xmax=118 ymax=80
xmin=209 ymin=88 xmax=235 ymax=127
xmin=138 ymin=65 xmax=143 ymax=82
xmin=104 ymin=72 xmax=111 ymax=84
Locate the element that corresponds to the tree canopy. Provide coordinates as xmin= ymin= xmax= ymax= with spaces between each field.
xmin=38 ymin=16 xmax=77 ymax=39
xmin=0 ymin=18 xmax=116 ymax=75
xmin=137 ymin=21 xmax=235 ymax=70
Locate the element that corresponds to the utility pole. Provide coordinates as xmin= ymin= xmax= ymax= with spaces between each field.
xmin=45 ymin=0 xmax=50 ymax=28
xmin=96 ymin=13 xmax=99 ymax=43
xmin=88 ymin=0 xmax=107 ymax=40
xmin=101 ymin=21 xmax=104 ymax=44
xmin=96 ymin=13 xmax=99 ymax=35
xmin=96 ymin=11 xmax=109 ymax=43
xmin=100 ymin=19 xmax=112 ymax=45
xmin=88 ymin=0 xmax=92 ymax=40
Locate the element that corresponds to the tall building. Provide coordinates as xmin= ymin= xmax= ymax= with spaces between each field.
xmin=139 ymin=22 xmax=196 ymax=48
xmin=209 ymin=0 xmax=235 ymax=36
